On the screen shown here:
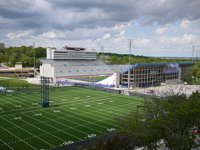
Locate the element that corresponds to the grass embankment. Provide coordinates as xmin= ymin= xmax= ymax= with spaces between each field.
xmin=0 ymin=77 xmax=38 ymax=88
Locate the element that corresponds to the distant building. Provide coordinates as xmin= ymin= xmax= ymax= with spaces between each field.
xmin=120 ymin=62 xmax=194 ymax=87
xmin=0 ymin=43 xmax=5 ymax=49
xmin=0 ymin=64 xmax=34 ymax=78
xmin=40 ymin=46 xmax=115 ymax=83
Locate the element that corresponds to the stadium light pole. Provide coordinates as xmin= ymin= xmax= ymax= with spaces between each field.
xmin=33 ymin=42 xmax=36 ymax=78
xmin=128 ymin=40 xmax=132 ymax=90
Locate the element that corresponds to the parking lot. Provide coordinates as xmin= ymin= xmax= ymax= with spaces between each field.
xmin=131 ymin=83 xmax=200 ymax=97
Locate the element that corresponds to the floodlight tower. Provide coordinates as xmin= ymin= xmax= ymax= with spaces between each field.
xmin=41 ymin=76 xmax=49 ymax=108
xmin=128 ymin=40 xmax=132 ymax=90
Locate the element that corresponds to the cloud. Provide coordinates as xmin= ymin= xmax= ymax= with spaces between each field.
xmin=0 ymin=0 xmax=200 ymax=56
xmin=103 ymin=34 xmax=111 ymax=40
xmin=155 ymin=27 xmax=168 ymax=35
xmin=42 ymin=31 xmax=56 ymax=39
xmin=6 ymin=30 xmax=33 ymax=39
xmin=180 ymin=20 xmax=190 ymax=29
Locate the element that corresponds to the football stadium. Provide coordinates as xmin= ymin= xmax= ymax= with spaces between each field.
xmin=0 ymin=46 xmax=195 ymax=150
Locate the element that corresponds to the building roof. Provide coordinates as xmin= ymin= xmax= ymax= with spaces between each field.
xmin=121 ymin=62 xmax=194 ymax=74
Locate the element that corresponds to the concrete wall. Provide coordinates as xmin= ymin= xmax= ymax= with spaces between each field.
xmin=40 ymin=64 xmax=54 ymax=78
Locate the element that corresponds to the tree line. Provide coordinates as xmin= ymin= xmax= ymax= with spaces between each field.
xmin=0 ymin=46 xmax=46 ymax=67
xmin=1 ymin=46 xmax=200 ymax=79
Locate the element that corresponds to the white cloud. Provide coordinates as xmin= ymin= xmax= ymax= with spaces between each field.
xmin=6 ymin=30 xmax=32 ymax=39
xmin=42 ymin=31 xmax=56 ymax=39
xmin=103 ymin=34 xmax=111 ymax=40
xmin=180 ymin=20 xmax=190 ymax=29
xmin=155 ymin=27 xmax=168 ymax=35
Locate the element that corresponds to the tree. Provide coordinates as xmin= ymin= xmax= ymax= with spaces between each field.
xmin=123 ymin=92 xmax=200 ymax=150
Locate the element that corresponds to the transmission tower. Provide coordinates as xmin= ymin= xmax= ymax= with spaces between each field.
xmin=41 ymin=76 xmax=49 ymax=108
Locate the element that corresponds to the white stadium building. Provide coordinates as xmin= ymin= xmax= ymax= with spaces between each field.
xmin=40 ymin=46 xmax=127 ymax=85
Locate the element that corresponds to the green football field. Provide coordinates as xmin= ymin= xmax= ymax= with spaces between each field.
xmin=0 ymin=86 xmax=143 ymax=150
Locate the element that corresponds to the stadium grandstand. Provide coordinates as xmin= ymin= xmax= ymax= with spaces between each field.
xmin=120 ymin=62 xmax=194 ymax=88
xmin=40 ymin=46 xmax=127 ymax=84
xmin=40 ymin=46 xmax=194 ymax=88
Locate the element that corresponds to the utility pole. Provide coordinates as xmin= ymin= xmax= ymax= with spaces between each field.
xmin=128 ymin=40 xmax=132 ymax=90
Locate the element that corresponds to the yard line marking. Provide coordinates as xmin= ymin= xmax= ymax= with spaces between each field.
xmin=0 ymin=138 xmax=14 ymax=150
xmin=0 ymin=90 xmax=141 ymax=115
xmin=0 ymin=94 xmax=136 ymax=114
xmin=1 ymin=116 xmax=54 ymax=148
xmin=23 ymin=113 xmax=82 ymax=141
xmin=0 ymin=94 xmax=140 ymax=123
xmin=0 ymin=94 xmax=141 ymax=126
xmin=41 ymin=109 xmax=105 ymax=134
xmin=0 ymin=122 xmax=37 ymax=150
xmin=41 ymin=111 xmax=103 ymax=135
xmin=21 ymin=114 xmax=66 ymax=142
xmin=59 ymin=107 xmax=121 ymax=128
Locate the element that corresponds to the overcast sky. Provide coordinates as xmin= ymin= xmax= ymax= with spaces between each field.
xmin=0 ymin=0 xmax=200 ymax=57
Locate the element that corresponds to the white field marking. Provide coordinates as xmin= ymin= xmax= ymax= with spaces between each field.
xmin=107 ymin=128 xmax=116 ymax=132
xmin=60 ymin=141 xmax=74 ymax=146
xmin=46 ymin=107 xmax=108 ymax=133
xmin=23 ymin=113 xmax=82 ymax=140
xmin=34 ymin=113 xmax=42 ymax=116
xmin=7 ymin=114 xmax=120 ymax=146
xmin=84 ymin=105 xmax=90 ymax=107
xmin=40 ymin=112 xmax=99 ymax=136
xmin=0 ymin=94 xmax=42 ymax=114
xmin=59 ymin=107 xmax=121 ymax=129
xmin=87 ymin=134 xmax=96 ymax=138
xmin=0 ymin=91 xmax=141 ymax=124
xmin=1 ymin=95 xmax=140 ymax=126
xmin=0 ymin=94 xmax=139 ymax=138
xmin=13 ymin=116 xmax=22 ymax=120
xmin=21 ymin=114 xmax=66 ymax=142
xmin=53 ymin=110 xmax=60 ymax=113
xmin=0 ymin=120 xmax=37 ymax=150
xmin=10 ymin=90 xmax=111 ymax=109
xmin=70 ymin=107 xmax=76 ymax=110
xmin=39 ymin=108 xmax=105 ymax=134
xmin=1 ymin=95 xmax=141 ymax=128
xmin=51 ymin=96 xmax=110 ymax=106
xmin=97 ymin=103 xmax=103 ymax=105
xmin=0 ymin=100 xmax=12 ymax=110
xmin=0 ymin=138 xmax=14 ymax=150
xmin=6 ymin=129 xmax=67 ymax=146
xmin=4 ymin=109 xmax=113 ymax=134
xmin=1 ymin=116 xmax=54 ymax=147
xmin=32 ymin=103 xmax=38 ymax=106
xmin=14 ymin=105 xmax=21 ymax=108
